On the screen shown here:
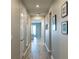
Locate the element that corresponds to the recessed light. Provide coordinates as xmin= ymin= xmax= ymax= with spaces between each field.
xmin=36 ymin=5 xmax=39 ymax=8
xmin=20 ymin=13 xmax=23 ymax=17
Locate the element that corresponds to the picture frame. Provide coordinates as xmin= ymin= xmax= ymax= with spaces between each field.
xmin=45 ymin=24 xmax=48 ymax=30
xmin=61 ymin=1 xmax=68 ymax=18
xmin=51 ymin=15 xmax=57 ymax=31
xmin=61 ymin=21 xmax=68 ymax=34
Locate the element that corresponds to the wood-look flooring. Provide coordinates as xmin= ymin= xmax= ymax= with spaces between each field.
xmin=26 ymin=37 xmax=51 ymax=59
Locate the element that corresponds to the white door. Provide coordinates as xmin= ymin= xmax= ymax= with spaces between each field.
xmin=20 ymin=18 xmax=25 ymax=59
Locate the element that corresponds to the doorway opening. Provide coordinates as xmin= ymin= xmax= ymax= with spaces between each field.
xmin=31 ymin=20 xmax=41 ymax=40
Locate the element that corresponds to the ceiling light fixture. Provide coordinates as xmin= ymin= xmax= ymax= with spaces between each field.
xmin=36 ymin=5 xmax=39 ymax=8
xmin=20 ymin=13 xmax=24 ymax=17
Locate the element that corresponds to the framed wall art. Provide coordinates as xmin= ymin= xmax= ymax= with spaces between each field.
xmin=61 ymin=21 xmax=68 ymax=34
xmin=51 ymin=15 xmax=57 ymax=31
xmin=61 ymin=1 xmax=68 ymax=18
xmin=45 ymin=24 xmax=48 ymax=30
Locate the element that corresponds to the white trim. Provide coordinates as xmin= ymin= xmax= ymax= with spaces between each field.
xmin=44 ymin=43 xmax=54 ymax=59
xmin=51 ymin=55 xmax=54 ymax=59
xmin=23 ymin=43 xmax=31 ymax=56
xmin=44 ymin=43 xmax=51 ymax=53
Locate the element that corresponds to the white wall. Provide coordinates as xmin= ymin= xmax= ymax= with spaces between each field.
xmin=11 ymin=0 xmax=20 ymax=59
xmin=50 ymin=0 xmax=68 ymax=59
xmin=20 ymin=2 xmax=31 ymax=59
xmin=45 ymin=0 xmax=68 ymax=59
xmin=44 ymin=13 xmax=51 ymax=51
xmin=11 ymin=0 xmax=31 ymax=59
xmin=20 ymin=2 xmax=27 ymax=59
xmin=41 ymin=18 xmax=45 ymax=43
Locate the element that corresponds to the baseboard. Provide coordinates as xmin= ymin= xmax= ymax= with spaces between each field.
xmin=23 ymin=43 xmax=31 ymax=57
xmin=44 ymin=43 xmax=54 ymax=59
xmin=44 ymin=43 xmax=51 ymax=53
xmin=51 ymin=55 xmax=54 ymax=59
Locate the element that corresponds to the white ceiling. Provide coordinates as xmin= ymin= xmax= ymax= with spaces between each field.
xmin=22 ymin=0 xmax=53 ymax=16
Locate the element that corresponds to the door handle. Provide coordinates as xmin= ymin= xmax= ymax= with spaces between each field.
xmin=20 ymin=39 xmax=24 ymax=41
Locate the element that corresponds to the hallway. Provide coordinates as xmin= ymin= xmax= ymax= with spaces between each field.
xmin=30 ymin=37 xmax=50 ymax=59
xmin=11 ymin=0 xmax=68 ymax=59
xmin=25 ymin=37 xmax=51 ymax=59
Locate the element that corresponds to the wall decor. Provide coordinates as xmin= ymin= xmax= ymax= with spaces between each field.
xmin=45 ymin=24 xmax=48 ymax=30
xmin=61 ymin=1 xmax=68 ymax=18
xmin=51 ymin=15 xmax=57 ymax=31
xmin=61 ymin=21 xmax=68 ymax=34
